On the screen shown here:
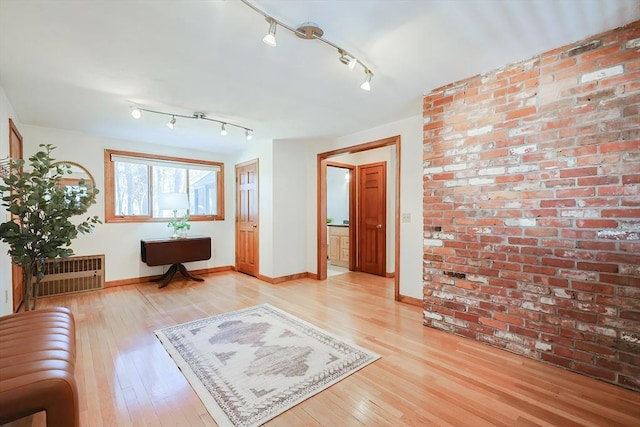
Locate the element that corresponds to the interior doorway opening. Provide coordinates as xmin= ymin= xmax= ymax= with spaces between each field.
xmin=317 ymin=135 xmax=401 ymax=301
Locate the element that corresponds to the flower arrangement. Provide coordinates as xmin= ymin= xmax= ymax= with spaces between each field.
xmin=168 ymin=214 xmax=190 ymax=238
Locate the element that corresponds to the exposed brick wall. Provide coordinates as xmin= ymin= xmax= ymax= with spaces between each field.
xmin=422 ymin=21 xmax=640 ymax=391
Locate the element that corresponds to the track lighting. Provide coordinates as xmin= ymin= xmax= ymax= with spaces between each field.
xmin=263 ymin=18 xmax=277 ymax=47
xmin=338 ymin=49 xmax=357 ymax=71
xmin=360 ymin=69 xmax=373 ymax=91
xmin=240 ymin=0 xmax=373 ymax=90
xmin=129 ymin=106 xmax=253 ymax=140
xmin=167 ymin=116 xmax=176 ymax=129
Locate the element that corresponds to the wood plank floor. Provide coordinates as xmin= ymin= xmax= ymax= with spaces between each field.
xmin=10 ymin=271 xmax=640 ymax=426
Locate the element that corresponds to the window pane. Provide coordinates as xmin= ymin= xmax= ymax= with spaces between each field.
xmin=189 ymin=169 xmax=218 ymax=215
xmin=153 ymin=166 xmax=187 ymax=218
xmin=106 ymin=149 xmax=223 ymax=223
xmin=114 ymin=162 xmax=149 ymax=215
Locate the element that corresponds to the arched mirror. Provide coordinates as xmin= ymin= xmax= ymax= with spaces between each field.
xmin=51 ymin=161 xmax=95 ymax=191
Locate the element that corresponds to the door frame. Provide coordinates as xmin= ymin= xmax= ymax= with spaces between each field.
xmin=8 ymin=118 xmax=24 ymax=312
xmin=317 ymin=135 xmax=401 ymax=301
xmin=326 ymin=161 xmax=356 ymax=271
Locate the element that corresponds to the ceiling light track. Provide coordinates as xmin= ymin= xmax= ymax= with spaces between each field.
xmin=239 ymin=0 xmax=374 ymax=91
xmin=130 ymin=106 xmax=253 ymax=140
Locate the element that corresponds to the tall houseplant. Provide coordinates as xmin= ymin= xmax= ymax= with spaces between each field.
xmin=0 ymin=144 xmax=101 ymax=310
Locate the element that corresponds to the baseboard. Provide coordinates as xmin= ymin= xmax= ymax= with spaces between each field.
xmin=398 ymin=295 xmax=422 ymax=307
xmin=105 ymin=265 xmax=235 ymax=288
xmin=385 ymin=272 xmax=396 ymax=278
xmin=256 ymin=272 xmax=312 ymax=284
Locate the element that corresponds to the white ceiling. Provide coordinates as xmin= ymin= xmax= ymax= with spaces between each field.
xmin=1 ymin=0 xmax=638 ymax=154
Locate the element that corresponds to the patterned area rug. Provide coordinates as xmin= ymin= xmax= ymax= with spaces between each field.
xmin=154 ymin=304 xmax=380 ymax=427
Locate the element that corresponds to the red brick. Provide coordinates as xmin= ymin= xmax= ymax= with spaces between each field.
xmin=479 ymin=317 xmax=507 ymax=330
xmin=493 ymin=313 xmax=524 ymax=326
xmin=602 ymin=209 xmax=640 ymax=218
xmin=575 ymin=341 xmax=616 ymax=357
xmin=619 ymin=375 xmax=640 ymax=390
xmin=620 ymin=311 xmax=640 ymax=321
xmin=556 ymin=188 xmax=596 ymax=198
xmin=574 ymin=362 xmax=617 ymax=381
xmin=455 ymin=312 xmax=479 ymax=323
xmin=524 ymin=228 xmax=558 ymax=237
xmin=541 ymin=352 xmax=573 ymax=369
xmin=559 ymin=167 xmax=598 ymax=178
xmin=508 ymin=325 xmax=540 ymax=339
xmin=571 ymin=282 xmax=615 ymax=295
xmin=554 ymin=346 xmax=594 ymax=362
xmin=540 ymin=333 xmax=571 ymax=346
xmin=506 ymin=106 xmax=537 ymax=120
xmin=576 ymin=219 xmax=618 ymax=228
xmin=542 ymin=258 xmax=576 ymax=268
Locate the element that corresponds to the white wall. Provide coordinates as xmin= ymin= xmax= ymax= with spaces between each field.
xmin=20 ymin=125 xmax=236 ymax=284
xmin=271 ymin=139 xmax=310 ymax=278
xmin=0 ymin=85 xmax=18 ymax=315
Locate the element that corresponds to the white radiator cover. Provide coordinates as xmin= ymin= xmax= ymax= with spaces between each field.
xmin=39 ymin=255 xmax=105 ymax=297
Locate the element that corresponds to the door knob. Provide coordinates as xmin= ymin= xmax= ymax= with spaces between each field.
xmin=252 ymin=224 xmax=257 ymax=228
xmin=376 ymin=224 xmax=382 ymax=229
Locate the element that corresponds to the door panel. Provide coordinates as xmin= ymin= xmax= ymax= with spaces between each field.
xmin=9 ymin=119 xmax=24 ymax=312
xmin=358 ymin=162 xmax=386 ymax=276
xmin=235 ymin=160 xmax=258 ymax=276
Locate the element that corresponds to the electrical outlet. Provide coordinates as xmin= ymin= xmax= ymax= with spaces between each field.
xmin=4 ymin=290 xmax=8 ymax=304
xmin=402 ymin=213 xmax=411 ymax=223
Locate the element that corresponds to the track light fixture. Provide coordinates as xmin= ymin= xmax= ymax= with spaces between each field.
xmin=130 ymin=106 xmax=254 ymax=140
xmin=263 ymin=18 xmax=277 ymax=47
xmin=167 ymin=115 xmax=176 ymax=129
xmin=240 ymin=0 xmax=374 ymax=91
xmin=360 ymin=69 xmax=373 ymax=91
xmin=338 ymin=49 xmax=357 ymax=71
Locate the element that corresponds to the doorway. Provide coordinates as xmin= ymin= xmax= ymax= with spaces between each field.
xmin=326 ymin=162 xmax=355 ymax=276
xmin=317 ymin=135 xmax=401 ymax=301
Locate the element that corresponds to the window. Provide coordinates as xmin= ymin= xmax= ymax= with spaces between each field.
xmin=104 ymin=149 xmax=224 ymax=223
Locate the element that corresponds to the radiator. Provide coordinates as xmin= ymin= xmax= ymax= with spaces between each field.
xmin=39 ymin=255 xmax=105 ymax=297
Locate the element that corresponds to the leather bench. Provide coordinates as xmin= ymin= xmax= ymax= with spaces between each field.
xmin=0 ymin=307 xmax=79 ymax=427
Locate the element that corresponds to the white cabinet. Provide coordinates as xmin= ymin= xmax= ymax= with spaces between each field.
xmin=328 ymin=225 xmax=349 ymax=268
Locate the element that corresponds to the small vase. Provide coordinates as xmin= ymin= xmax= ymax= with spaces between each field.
xmin=178 ymin=229 xmax=188 ymax=238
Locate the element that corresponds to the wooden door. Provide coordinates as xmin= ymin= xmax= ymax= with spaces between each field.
xmin=235 ymin=160 xmax=258 ymax=277
xmin=9 ymin=119 xmax=24 ymax=312
xmin=358 ymin=162 xmax=386 ymax=276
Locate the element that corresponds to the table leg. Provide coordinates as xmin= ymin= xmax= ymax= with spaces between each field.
xmin=156 ymin=263 xmax=205 ymax=288
xmin=177 ymin=263 xmax=205 ymax=282
xmin=156 ymin=264 xmax=179 ymax=288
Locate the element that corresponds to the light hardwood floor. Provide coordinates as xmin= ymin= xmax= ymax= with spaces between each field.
xmin=11 ymin=271 xmax=640 ymax=426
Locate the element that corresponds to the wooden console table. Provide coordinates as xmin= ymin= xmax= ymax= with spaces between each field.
xmin=141 ymin=236 xmax=211 ymax=288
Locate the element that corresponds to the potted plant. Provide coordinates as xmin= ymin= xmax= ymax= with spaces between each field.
xmin=168 ymin=214 xmax=190 ymax=238
xmin=0 ymin=144 xmax=101 ymax=311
